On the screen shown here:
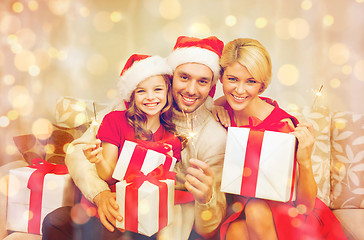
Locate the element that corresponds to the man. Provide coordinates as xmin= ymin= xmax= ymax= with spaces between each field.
xmin=42 ymin=36 xmax=227 ymax=240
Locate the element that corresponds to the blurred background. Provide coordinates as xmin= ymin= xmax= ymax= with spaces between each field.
xmin=1 ymin=0 xmax=364 ymax=165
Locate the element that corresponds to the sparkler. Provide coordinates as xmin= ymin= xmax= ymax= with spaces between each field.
xmin=182 ymin=110 xmax=197 ymax=158
xmin=311 ymin=84 xmax=324 ymax=109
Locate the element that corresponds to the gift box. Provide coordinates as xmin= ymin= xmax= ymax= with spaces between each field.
xmin=221 ymin=127 xmax=297 ymax=202
xmin=7 ymin=159 xmax=74 ymax=234
xmin=115 ymin=166 xmax=175 ymax=236
xmin=112 ymin=140 xmax=177 ymax=181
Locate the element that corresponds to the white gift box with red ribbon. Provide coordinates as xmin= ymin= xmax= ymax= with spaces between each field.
xmin=112 ymin=140 xmax=177 ymax=181
xmin=221 ymin=127 xmax=297 ymax=202
xmin=7 ymin=159 xmax=74 ymax=235
xmin=115 ymin=166 xmax=175 ymax=236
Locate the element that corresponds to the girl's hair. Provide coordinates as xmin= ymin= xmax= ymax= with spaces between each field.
xmin=125 ymin=75 xmax=187 ymax=147
xmin=220 ymin=38 xmax=272 ymax=93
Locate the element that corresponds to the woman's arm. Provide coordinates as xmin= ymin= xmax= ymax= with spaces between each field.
xmin=291 ymin=122 xmax=317 ymax=213
xmin=212 ymin=96 xmax=230 ymax=127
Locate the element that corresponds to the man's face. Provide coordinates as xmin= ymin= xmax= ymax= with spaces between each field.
xmin=172 ymin=63 xmax=213 ymax=113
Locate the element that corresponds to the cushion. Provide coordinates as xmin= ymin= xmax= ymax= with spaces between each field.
xmin=55 ymin=96 xmax=107 ymax=128
xmin=45 ymin=123 xmax=89 ymax=165
xmin=288 ymin=105 xmax=331 ymax=206
xmin=13 ymin=135 xmax=47 ymax=165
xmin=330 ymin=111 xmax=364 ymax=209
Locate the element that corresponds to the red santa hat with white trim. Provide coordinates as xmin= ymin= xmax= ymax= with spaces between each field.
xmin=167 ymin=36 xmax=224 ymax=97
xmin=118 ymin=54 xmax=173 ymax=102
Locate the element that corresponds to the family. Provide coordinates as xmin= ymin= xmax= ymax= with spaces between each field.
xmin=42 ymin=36 xmax=347 ymax=240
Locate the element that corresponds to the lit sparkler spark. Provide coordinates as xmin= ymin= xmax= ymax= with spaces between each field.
xmin=311 ymin=84 xmax=323 ymax=109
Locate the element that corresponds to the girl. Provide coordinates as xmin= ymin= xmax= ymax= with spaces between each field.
xmin=213 ymin=38 xmax=347 ymax=240
xmin=83 ymin=53 xmax=183 ymax=190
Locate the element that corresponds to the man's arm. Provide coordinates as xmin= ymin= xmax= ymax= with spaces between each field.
xmin=190 ymin=119 xmax=227 ymax=238
xmin=65 ymin=126 xmax=122 ymax=231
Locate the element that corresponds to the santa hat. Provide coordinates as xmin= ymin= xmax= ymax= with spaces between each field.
xmin=118 ymin=54 xmax=172 ymax=102
xmin=167 ymin=36 xmax=224 ymax=97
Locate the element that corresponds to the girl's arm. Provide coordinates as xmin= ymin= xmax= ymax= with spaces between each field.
xmin=290 ymin=122 xmax=317 ymax=214
xmin=83 ymin=140 xmax=119 ymax=181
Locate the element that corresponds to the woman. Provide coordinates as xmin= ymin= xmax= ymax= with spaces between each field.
xmin=213 ymin=38 xmax=347 ymax=240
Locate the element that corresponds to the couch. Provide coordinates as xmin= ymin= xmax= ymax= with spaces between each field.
xmin=0 ymin=96 xmax=363 ymax=240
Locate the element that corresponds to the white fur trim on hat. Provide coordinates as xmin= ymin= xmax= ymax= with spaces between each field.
xmin=167 ymin=47 xmax=220 ymax=85
xmin=117 ymin=56 xmax=172 ymax=102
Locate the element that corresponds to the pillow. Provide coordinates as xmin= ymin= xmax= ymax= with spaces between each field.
xmin=13 ymin=134 xmax=47 ymax=165
xmin=288 ymin=105 xmax=331 ymax=206
xmin=45 ymin=123 xmax=89 ymax=165
xmin=330 ymin=111 xmax=364 ymax=209
xmin=55 ymin=96 xmax=107 ymax=128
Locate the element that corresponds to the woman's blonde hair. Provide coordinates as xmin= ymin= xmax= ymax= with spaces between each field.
xmin=220 ymin=38 xmax=272 ymax=93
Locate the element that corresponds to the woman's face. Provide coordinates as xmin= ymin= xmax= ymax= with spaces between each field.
xmin=222 ymin=62 xmax=262 ymax=112
xmin=134 ymin=75 xmax=168 ymax=120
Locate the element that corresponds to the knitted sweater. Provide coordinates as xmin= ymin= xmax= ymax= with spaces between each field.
xmin=65 ymin=99 xmax=227 ymax=240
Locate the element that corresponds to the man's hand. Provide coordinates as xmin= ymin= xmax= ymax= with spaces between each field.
xmin=93 ymin=190 xmax=122 ymax=232
xmin=185 ymin=158 xmax=214 ymax=204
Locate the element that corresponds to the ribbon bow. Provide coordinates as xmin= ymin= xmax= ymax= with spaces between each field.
xmin=248 ymin=116 xmax=294 ymax=133
xmin=27 ymin=158 xmax=68 ymax=234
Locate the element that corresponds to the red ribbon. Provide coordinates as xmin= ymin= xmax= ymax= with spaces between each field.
xmin=123 ymin=141 xmax=175 ymax=180
xmin=239 ymin=117 xmax=297 ymax=201
xmin=27 ymin=158 xmax=68 ymax=234
xmin=124 ymin=165 xmax=175 ymax=233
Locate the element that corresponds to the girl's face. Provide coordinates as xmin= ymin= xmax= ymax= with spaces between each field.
xmin=134 ymin=75 xmax=168 ymax=120
xmin=222 ymin=62 xmax=262 ymax=113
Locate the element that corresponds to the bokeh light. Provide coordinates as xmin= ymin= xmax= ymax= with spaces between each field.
xmin=328 ymin=43 xmax=350 ymax=65
xmin=341 ymin=65 xmax=352 ymax=75
xmin=323 ymin=15 xmax=334 ymax=27
xmin=71 ymin=204 xmax=90 ymax=225
xmin=301 ymin=0 xmax=312 ymax=10
xmin=45 ymin=144 xmax=56 ymax=154
xmin=7 ymin=110 xmax=19 ymax=121
xmin=231 ymin=201 xmax=243 ymax=213
xmin=93 ymin=11 xmax=114 ymax=32
xmin=32 ymin=118 xmax=53 ymax=140
xmin=110 ymin=11 xmax=123 ymax=22
xmin=353 ymin=60 xmax=364 ymax=82
xmin=255 ymin=17 xmax=268 ymax=28
xmin=48 ymin=0 xmax=71 ymax=16
xmin=243 ymin=167 xmax=252 ymax=177
xmin=75 ymin=113 xmax=88 ymax=126
xmin=278 ymin=64 xmax=299 ymax=86
xmin=288 ymin=207 xmax=298 ymax=217
xmin=0 ymin=175 xmax=9 ymax=197
xmin=79 ymin=6 xmax=90 ymax=18
xmin=289 ymin=18 xmax=310 ymax=39
xmin=29 ymin=65 xmax=40 ymax=76
xmin=162 ymin=22 xmax=184 ymax=44
xmin=225 ymin=15 xmax=237 ymax=27
xmin=334 ymin=119 xmax=347 ymax=130
xmin=330 ymin=78 xmax=341 ymax=88
xmin=139 ymin=199 xmax=150 ymax=214
xmin=201 ymin=210 xmax=213 ymax=221
xmin=189 ymin=22 xmax=210 ymax=37
xmin=0 ymin=116 xmax=10 ymax=128
xmin=0 ymin=14 xmax=21 ymax=34
xmin=16 ymin=28 xmax=37 ymax=50
xmin=28 ymin=0 xmax=39 ymax=11
xmin=12 ymin=2 xmax=24 ymax=13
xmin=7 ymin=85 xmax=34 ymax=116
xmin=15 ymin=50 xmax=36 ymax=71
xmin=3 ymin=75 xmax=15 ymax=86
xmin=6 ymin=144 xmax=18 ymax=155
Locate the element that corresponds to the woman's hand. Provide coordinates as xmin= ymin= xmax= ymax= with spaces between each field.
xmin=82 ymin=139 xmax=104 ymax=164
xmin=212 ymin=105 xmax=231 ymax=128
xmin=291 ymin=122 xmax=315 ymax=168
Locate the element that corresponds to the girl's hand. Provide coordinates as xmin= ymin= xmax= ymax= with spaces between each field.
xmin=291 ymin=122 xmax=315 ymax=168
xmin=82 ymin=139 xmax=104 ymax=164
xmin=212 ymin=105 xmax=231 ymax=128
